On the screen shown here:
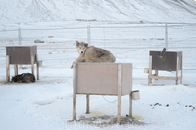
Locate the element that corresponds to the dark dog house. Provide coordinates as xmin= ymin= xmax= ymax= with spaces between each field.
xmin=148 ymin=50 xmax=182 ymax=85
xmin=6 ymin=46 xmax=39 ymax=82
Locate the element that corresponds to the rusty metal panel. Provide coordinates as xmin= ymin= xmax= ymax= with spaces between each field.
xmin=6 ymin=46 xmax=37 ymax=64
xmin=75 ymin=63 xmax=132 ymax=95
xmin=150 ymin=51 xmax=182 ymax=71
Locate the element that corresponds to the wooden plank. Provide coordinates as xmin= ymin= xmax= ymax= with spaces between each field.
xmin=86 ymin=94 xmax=90 ymax=114
xmin=117 ymin=64 xmax=122 ymax=124
xmin=14 ymin=64 xmax=18 ymax=76
xmin=76 ymin=63 xmax=132 ymax=95
xmin=31 ymin=55 xmax=34 ymax=75
xmin=149 ymin=75 xmax=182 ymax=80
xmin=129 ymin=94 xmax=132 ymax=117
xmin=76 ymin=63 xmax=118 ymax=95
xmin=180 ymin=56 xmax=183 ymax=84
xmin=6 ymin=55 xmax=10 ymax=82
xmin=36 ymin=54 xmax=39 ymax=80
xmin=121 ymin=64 xmax=132 ymax=95
xmin=73 ymin=63 xmax=77 ymax=120
xmin=176 ymin=57 xmax=179 ymax=85
xmin=148 ymin=56 xmax=152 ymax=84
xmin=155 ymin=70 xmax=158 ymax=81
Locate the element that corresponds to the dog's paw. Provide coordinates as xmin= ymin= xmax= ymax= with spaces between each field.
xmin=71 ymin=61 xmax=76 ymax=69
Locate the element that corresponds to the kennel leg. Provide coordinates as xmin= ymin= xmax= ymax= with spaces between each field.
xmin=73 ymin=63 xmax=77 ymax=120
xmin=117 ymin=94 xmax=121 ymax=124
xmin=31 ymin=55 xmax=34 ymax=75
xmin=180 ymin=56 xmax=183 ymax=84
xmin=36 ymin=54 xmax=39 ymax=80
xmin=73 ymin=94 xmax=76 ymax=120
xmin=129 ymin=94 xmax=132 ymax=117
xmin=6 ymin=55 xmax=10 ymax=82
xmin=148 ymin=56 xmax=152 ymax=84
xmin=36 ymin=62 xmax=39 ymax=80
xmin=14 ymin=64 xmax=18 ymax=76
xmin=155 ymin=70 xmax=158 ymax=81
xmin=176 ymin=57 xmax=179 ymax=85
xmin=86 ymin=94 xmax=90 ymax=114
xmin=117 ymin=64 xmax=122 ymax=124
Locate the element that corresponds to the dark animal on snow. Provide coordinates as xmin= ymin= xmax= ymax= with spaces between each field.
xmin=11 ymin=73 xmax=35 ymax=83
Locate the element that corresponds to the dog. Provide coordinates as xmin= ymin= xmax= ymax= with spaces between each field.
xmin=11 ymin=73 xmax=35 ymax=83
xmin=71 ymin=41 xmax=116 ymax=68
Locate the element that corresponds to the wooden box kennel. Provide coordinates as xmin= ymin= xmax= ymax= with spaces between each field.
xmin=73 ymin=63 xmax=135 ymax=124
xmin=6 ymin=46 xmax=39 ymax=82
xmin=148 ymin=50 xmax=182 ymax=85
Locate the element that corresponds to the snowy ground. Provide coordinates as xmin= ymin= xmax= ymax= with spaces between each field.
xmin=0 ymin=40 xmax=196 ymax=130
xmin=0 ymin=0 xmax=196 ymax=129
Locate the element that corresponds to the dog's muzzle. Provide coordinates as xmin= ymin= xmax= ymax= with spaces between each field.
xmin=77 ymin=50 xmax=85 ymax=54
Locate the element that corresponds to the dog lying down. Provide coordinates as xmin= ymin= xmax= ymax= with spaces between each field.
xmin=71 ymin=41 xmax=116 ymax=68
xmin=11 ymin=73 xmax=35 ymax=83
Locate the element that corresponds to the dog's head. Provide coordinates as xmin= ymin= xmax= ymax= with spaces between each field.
xmin=76 ymin=41 xmax=88 ymax=54
xmin=11 ymin=75 xmax=22 ymax=82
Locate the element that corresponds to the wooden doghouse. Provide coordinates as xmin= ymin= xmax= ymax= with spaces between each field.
xmin=6 ymin=46 xmax=39 ymax=82
xmin=148 ymin=50 xmax=182 ymax=85
xmin=73 ymin=63 xmax=137 ymax=124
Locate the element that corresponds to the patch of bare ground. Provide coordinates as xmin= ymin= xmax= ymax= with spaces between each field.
xmin=77 ymin=115 xmax=146 ymax=127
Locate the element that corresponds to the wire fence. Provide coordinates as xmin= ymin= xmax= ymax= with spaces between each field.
xmin=0 ymin=23 xmax=195 ymax=69
xmin=89 ymin=24 xmax=196 ymax=69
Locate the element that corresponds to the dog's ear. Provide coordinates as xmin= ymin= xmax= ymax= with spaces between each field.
xmin=84 ymin=43 xmax=88 ymax=47
xmin=76 ymin=41 xmax=80 ymax=47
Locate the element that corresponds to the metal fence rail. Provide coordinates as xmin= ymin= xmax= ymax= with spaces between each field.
xmin=0 ymin=23 xmax=195 ymax=69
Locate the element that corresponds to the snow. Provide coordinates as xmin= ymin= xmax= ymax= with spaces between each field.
xmin=0 ymin=0 xmax=196 ymax=24
xmin=0 ymin=42 xmax=196 ymax=130
xmin=0 ymin=0 xmax=196 ymax=130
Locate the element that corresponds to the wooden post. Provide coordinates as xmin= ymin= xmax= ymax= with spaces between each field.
xmin=14 ymin=64 xmax=18 ymax=76
xmin=87 ymin=25 xmax=91 ymax=46
xmin=155 ymin=70 xmax=158 ymax=80
xmin=148 ymin=56 xmax=152 ymax=84
xmin=117 ymin=64 xmax=122 ymax=124
xmin=18 ymin=28 xmax=22 ymax=45
xmin=86 ymin=94 xmax=90 ymax=114
xmin=129 ymin=94 xmax=132 ymax=117
xmin=176 ymin=57 xmax=179 ymax=85
xmin=180 ymin=56 xmax=183 ymax=84
xmin=73 ymin=63 xmax=77 ymax=120
xmin=36 ymin=54 xmax=39 ymax=80
xmin=165 ymin=24 xmax=168 ymax=49
xmin=6 ymin=55 xmax=10 ymax=82
xmin=31 ymin=55 xmax=34 ymax=75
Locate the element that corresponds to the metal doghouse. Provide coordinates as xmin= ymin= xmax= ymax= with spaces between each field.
xmin=148 ymin=50 xmax=182 ymax=85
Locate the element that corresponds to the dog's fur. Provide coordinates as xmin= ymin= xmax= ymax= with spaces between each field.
xmin=11 ymin=73 xmax=35 ymax=83
xmin=71 ymin=41 xmax=116 ymax=68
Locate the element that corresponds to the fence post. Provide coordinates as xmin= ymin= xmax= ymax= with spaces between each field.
xmin=165 ymin=24 xmax=168 ymax=49
xmin=87 ymin=25 xmax=91 ymax=46
xmin=18 ymin=28 xmax=22 ymax=45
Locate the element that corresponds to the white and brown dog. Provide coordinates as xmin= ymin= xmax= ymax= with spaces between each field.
xmin=71 ymin=41 xmax=116 ymax=68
